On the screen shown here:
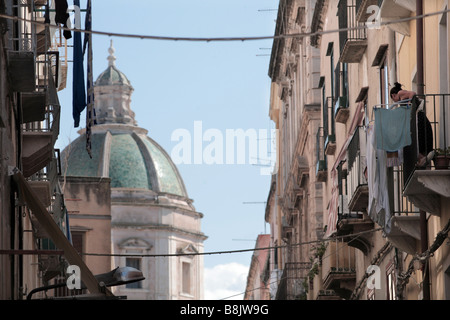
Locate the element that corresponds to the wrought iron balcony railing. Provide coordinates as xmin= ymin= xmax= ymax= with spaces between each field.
xmin=403 ymin=94 xmax=450 ymax=217
xmin=275 ymin=262 xmax=312 ymax=300
xmin=338 ymin=0 xmax=367 ymax=63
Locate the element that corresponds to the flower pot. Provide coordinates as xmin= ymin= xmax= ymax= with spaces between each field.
xmin=435 ymin=155 xmax=450 ymax=169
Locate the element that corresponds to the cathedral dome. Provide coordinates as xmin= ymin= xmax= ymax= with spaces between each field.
xmin=61 ymin=41 xmax=188 ymax=199
xmin=62 ymin=127 xmax=188 ymax=198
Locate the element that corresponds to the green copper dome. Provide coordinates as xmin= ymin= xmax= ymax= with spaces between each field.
xmin=61 ymin=130 xmax=188 ymax=198
xmin=95 ymin=64 xmax=132 ymax=87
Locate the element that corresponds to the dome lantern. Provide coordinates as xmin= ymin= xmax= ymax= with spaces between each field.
xmin=94 ymin=40 xmax=136 ymax=125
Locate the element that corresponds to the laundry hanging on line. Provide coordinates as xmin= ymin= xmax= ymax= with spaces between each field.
xmin=366 ymin=124 xmax=392 ymax=234
xmin=374 ymin=106 xmax=412 ymax=152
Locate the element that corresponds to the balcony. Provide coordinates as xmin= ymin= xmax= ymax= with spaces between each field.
xmin=294 ymin=156 xmax=309 ymax=207
xmin=21 ymin=92 xmax=47 ymax=124
xmin=335 ymin=96 xmax=349 ymax=124
xmin=325 ymin=134 xmax=336 ymax=155
xmin=338 ymin=0 xmax=367 ymax=63
xmin=378 ymin=0 xmax=416 ymax=36
xmin=35 ymin=16 xmax=51 ymax=54
xmin=322 ymin=240 xmax=356 ymax=299
xmin=7 ymin=50 xmax=36 ymax=92
xmin=347 ymin=126 xmax=368 ymax=212
xmin=365 ymin=96 xmax=448 ymax=254
xmin=403 ymin=94 xmax=450 ymax=217
xmin=336 ymin=195 xmax=374 ymax=255
xmin=22 ymin=131 xmax=54 ymax=178
xmin=275 ymin=262 xmax=311 ymax=300
xmin=316 ymin=290 xmax=341 ymax=300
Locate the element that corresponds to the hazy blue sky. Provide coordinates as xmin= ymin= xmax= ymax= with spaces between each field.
xmin=55 ymin=0 xmax=279 ymax=299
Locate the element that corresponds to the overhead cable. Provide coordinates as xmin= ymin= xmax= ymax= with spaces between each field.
xmin=80 ymin=227 xmax=383 ymax=258
xmin=0 ymin=8 xmax=449 ymax=42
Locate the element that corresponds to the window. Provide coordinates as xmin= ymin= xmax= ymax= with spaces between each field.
xmin=371 ymin=44 xmax=389 ymax=106
xmin=126 ymin=258 xmax=142 ymax=289
xmin=339 ymin=62 xmax=349 ymax=101
xmin=379 ymin=59 xmax=389 ymax=106
xmin=327 ymin=43 xmax=336 ymax=139
xmin=386 ymin=262 xmax=396 ymax=300
xmin=71 ymin=232 xmax=83 ymax=253
xmin=71 ymin=231 xmax=85 ymax=259
xmin=182 ymin=262 xmax=191 ymax=295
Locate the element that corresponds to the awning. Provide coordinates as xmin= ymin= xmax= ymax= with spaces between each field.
xmin=11 ymin=168 xmax=113 ymax=297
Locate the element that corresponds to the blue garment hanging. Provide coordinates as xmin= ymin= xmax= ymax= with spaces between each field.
xmin=72 ymin=0 xmax=86 ymax=128
xmin=374 ymin=106 xmax=412 ymax=152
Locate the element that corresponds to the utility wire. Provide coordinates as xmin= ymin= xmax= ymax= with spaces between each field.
xmin=231 ymin=219 xmax=450 ymax=301
xmin=0 ymin=8 xmax=449 ymax=43
xmin=79 ymin=227 xmax=382 ymax=258
xmin=222 ymin=226 xmax=374 ymax=300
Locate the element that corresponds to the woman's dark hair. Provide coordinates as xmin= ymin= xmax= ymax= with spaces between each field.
xmin=390 ymin=82 xmax=403 ymax=96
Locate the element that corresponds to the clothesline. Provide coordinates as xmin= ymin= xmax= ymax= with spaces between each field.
xmin=366 ymin=99 xmax=413 ymax=123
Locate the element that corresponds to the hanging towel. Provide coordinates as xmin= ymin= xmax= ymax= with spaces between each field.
xmin=374 ymin=106 xmax=411 ymax=152
xmin=366 ymin=124 xmax=392 ymax=234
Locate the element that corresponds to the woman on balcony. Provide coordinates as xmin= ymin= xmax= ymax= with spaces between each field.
xmin=390 ymin=82 xmax=434 ymax=168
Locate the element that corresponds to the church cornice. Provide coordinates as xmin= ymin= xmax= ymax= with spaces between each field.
xmin=78 ymin=123 xmax=148 ymax=136
xmin=111 ymin=222 xmax=208 ymax=241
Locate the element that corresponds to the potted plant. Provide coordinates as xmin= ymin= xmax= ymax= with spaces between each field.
xmin=434 ymin=147 xmax=450 ymax=169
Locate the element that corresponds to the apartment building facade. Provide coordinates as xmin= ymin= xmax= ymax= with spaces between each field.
xmin=266 ymin=0 xmax=450 ymax=300
xmin=0 ymin=0 xmax=115 ymax=299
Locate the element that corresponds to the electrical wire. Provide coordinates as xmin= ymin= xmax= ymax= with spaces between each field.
xmin=0 ymin=8 xmax=449 ymax=43
xmin=227 ymin=219 xmax=450 ymax=300
xmin=395 ymin=218 xmax=450 ymax=299
xmin=222 ymin=226 xmax=377 ymax=300
xmin=79 ymin=227 xmax=382 ymax=258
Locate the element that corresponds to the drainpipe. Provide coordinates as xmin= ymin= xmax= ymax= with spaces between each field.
xmin=416 ymin=0 xmax=430 ymax=301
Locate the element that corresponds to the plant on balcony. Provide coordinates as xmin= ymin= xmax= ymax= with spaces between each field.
xmin=313 ymin=242 xmax=327 ymax=263
xmin=435 ymin=147 xmax=450 ymax=170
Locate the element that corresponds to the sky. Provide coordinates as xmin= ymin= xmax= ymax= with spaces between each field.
xmin=54 ymin=0 xmax=279 ymax=300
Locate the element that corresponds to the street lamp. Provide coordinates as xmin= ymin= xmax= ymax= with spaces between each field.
xmin=27 ymin=266 xmax=145 ymax=300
